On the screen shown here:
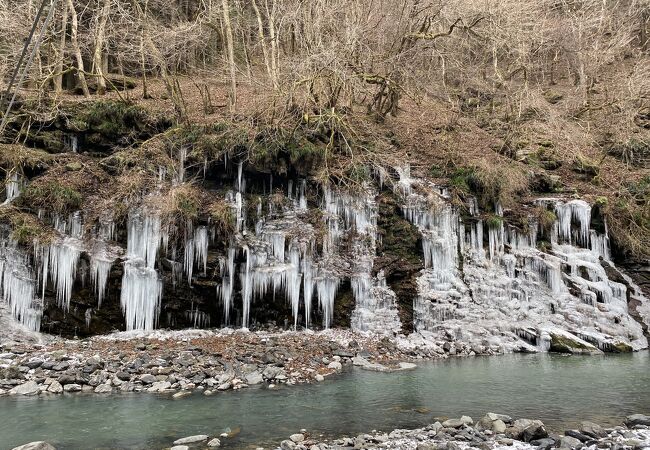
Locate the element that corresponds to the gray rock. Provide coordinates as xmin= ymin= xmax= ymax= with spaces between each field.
xmin=11 ymin=442 xmax=57 ymax=450
xmin=170 ymin=446 xmax=189 ymax=450
xmin=9 ymin=381 xmax=40 ymax=396
xmin=559 ymin=435 xmax=582 ymax=449
xmin=492 ymin=419 xmax=506 ymax=433
xmin=172 ymin=391 xmax=192 ymax=399
xmin=207 ymin=438 xmax=221 ymax=447
xmin=245 ymin=371 xmax=263 ymax=385
xmin=24 ymin=359 xmax=43 ymax=369
xmin=508 ymin=419 xmax=547 ymax=442
xmin=416 ymin=444 xmax=437 ymax=450
xmin=139 ymin=374 xmax=156 ymax=384
xmin=280 ymin=439 xmax=296 ymax=450
xmin=290 ymin=433 xmax=305 ymax=443
xmin=625 ymin=415 xmax=650 ymax=427
xmin=441 ymin=419 xmax=466 ymax=429
xmin=564 ymin=430 xmax=590 ymax=442
xmin=398 ymin=362 xmax=417 ymax=370
xmin=579 ymin=421 xmax=607 ymax=438
xmin=94 ymin=384 xmax=112 ymax=393
xmin=63 ymin=384 xmax=81 ymax=392
xmin=173 ymin=434 xmax=209 ymax=445
xmin=47 ymin=381 xmax=63 ymax=394
xmin=52 ymin=362 xmax=69 ymax=371
xmin=531 ymin=437 xmax=556 ymax=449
xmin=217 ymin=382 xmax=231 ymax=391
xmin=148 ymin=381 xmax=171 ymax=392
xmin=327 ymin=361 xmax=342 ymax=371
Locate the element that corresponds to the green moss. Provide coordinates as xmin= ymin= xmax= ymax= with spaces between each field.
xmin=549 ymin=333 xmax=592 ymax=353
xmin=23 ymin=181 xmax=82 ymax=213
xmin=450 ymin=168 xmax=475 ymax=193
xmin=81 ymin=100 xmax=150 ymax=139
xmin=485 ymin=214 xmax=503 ymax=229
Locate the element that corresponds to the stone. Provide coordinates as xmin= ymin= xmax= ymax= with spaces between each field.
xmin=290 ymin=433 xmax=305 ymax=443
xmin=63 ymin=384 xmax=81 ymax=392
xmin=170 ymin=447 xmax=189 ymax=450
xmin=9 ymin=381 xmax=40 ymax=396
xmin=245 ymin=371 xmax=264 ymax=385
xmin=280 ymin=440 xmax=296 ymax=450
xmin=314 ymin=374 xmax=324 ymax=382
xmin=173 ymin=435 xmax=209 ymax=445
xmin=24 ymin=359 xmax=43 ymax=369
xmin=94 ymin=384 xmax=112 ymax=394
xmin=625 ymin=415 xmax=650 ymax=427
xmin=508 ymin=419 xmax=548 ymax=442
xmin=173 ymin=391 xmax=192 ymax=399
xmin=579 ymin=421 xmax=607 ymax=438
xmin=460 ymin=415 xmax=473 ymax=425
xmin=327 ymin=361 xmax=342 ymax=371
xmin=398 ymin=362 xmax=417 ymax=370
xmin=47 ymin=381 xmax=63 ymax=394
xmin=116 ymin=372 xmax=131 ymax=381
xmin=531 ymin=437 xmax=557 ymax=449
xmin=416 ymin=444 xmax=437 ymax=450
xmin=493 ymin=419 xmax=506 ymax=433
xmin=559 ymin=435 xmax=582 ymax=449
xmin=11 ymin=442 xmax=57 ymax=450
xmin=217 ymin=382 xmax=231 ymax=391
xmin=564 ymin=430 xmax=590 ymax=442
xmin=139 ymin=374 xmax=156 ymax=384
xmin=148 ymin=381 xmax=171 ymax=392
xmin=441 ymin=419 xmax=466 ymax=429
xmin=207 ymin=438 xmax=221 ymax=447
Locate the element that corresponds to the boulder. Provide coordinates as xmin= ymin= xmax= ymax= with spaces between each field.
xmin=94 ymin=384 xmax=112 ymax=394
xmin=507 ymin=419 xmax=548 ymax=442
xmin=327 ymin=361 xmax=342 ymax=371
xmin=147 ymin=381 xmax=171 ymax=392
xmin=290 ymin=433 xmax=305 ymax=443
xmin=172 ymin=435 xmax=208 ymax=445
xmin=46 ymin=381 xmax=63 ymax=394
xmin=441 ymin=418 xmax=466 ymax=429
xmin=9 ymin=381 xmax=40 ymax=396
xmin=63 ymin=384 xmax=81 ymax=392
xmin=579 ymin=421 xmax=607 ymax=438
xmin=207 ymin=438 xmax=221 ymax=447
xmin=170 ymin=447 xmax=189 ymax=450
xmin=280 ymin=439 xmax=295 ymax=450
xmin=11 ymin=442 xmax=57 ymax=450
xmin=625 ymin=414 xmax=650 ymax=427
xmin=492 ymin=419 xmax=507 ymax=433
xmin=559 ymin=435 xmax=582 ymax=449
xmin=245 ymin=371 xmax=263 ymax=385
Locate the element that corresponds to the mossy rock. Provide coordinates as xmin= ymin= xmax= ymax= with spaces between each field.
xmin=549 ymin=332 xmax=600 ymax=354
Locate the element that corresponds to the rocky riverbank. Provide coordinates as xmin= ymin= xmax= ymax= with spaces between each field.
xmin=273 ymin=414 xmax=650 ymax=450
xmin=0 ymin=327 xmax=504 ymax=397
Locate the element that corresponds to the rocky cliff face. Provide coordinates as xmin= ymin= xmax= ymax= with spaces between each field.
xmin=0 ymin=102 xmax=648 ymax=353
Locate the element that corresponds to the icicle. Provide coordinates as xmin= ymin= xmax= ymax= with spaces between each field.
xmin=219 ymin=246 xmax=236 ymax=323
xmin=317 ymin=276 xmax=339 ymax=329
xmin=126 ymin=211 xmax=162 ymax=269
xmin=0 ymin=240 xmax=42 ymax=331
xmin=120 ymin=260 xmax=162 ymax=331
xmin=48 ymin=239 xmax=82 ymax=311
xmin=3 ymin=172 xmax=22 ymax=204
xmin=90 ymin=256 xmax=112 ymax=307
xmin=184 ymin=237 xmax=194 ymax=284
xmin=194 ymin=226 xmax=209 ymax=276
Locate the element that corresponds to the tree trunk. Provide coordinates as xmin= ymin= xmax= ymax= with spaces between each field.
xmin=66 ymin=0 xmax=90 ymax=97
xmin=221 ymin=0 xmax=237 ymax=109
xmin=53 ymin=1 xmax=69 ymax=95
xmin=93 ymin=0 xmax=111 ymax=95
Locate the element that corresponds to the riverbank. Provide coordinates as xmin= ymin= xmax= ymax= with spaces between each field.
xmin=0 ymin=327 xmax=502 ymax=397
xmin=273 ymin=413 xmax=650 ymax=450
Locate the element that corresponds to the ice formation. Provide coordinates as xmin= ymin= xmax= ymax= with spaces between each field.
xmin=397 ymin=167 xmax=648 ymax=352
xmin=120 ymin=211 xmax=163 ymax=331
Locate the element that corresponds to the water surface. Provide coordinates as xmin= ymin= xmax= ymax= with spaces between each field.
xmin=1 ymin=352 xmax=649 ymax=450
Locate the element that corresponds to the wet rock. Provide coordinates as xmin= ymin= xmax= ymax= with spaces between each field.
xmin=63 ymin=384 xmax=81 ymax=392
xmin=52 ymin=362 xmax=69 ymax=371
xmin=173 ymin=391 xmax=192 ymax=399
xmin=172 ymin=435 xmax=208 ymax=445
xmin=170 ymin=446 xmax=189 ymax=450
xmin=148 ymin=381 xmax=171 ymax=392
xmin=207 ymin=438 xmax=221 ymax=447
xmin=11 ymin=442 xmax=57 ymax=450
xmin=398 ymin=362 xmax=417 ymax=370
xmin=492 ymin=419 xmax=506 ymax=433
xmin=565 ymin=430 xmax=591 ymax=442
xmin=579 ymin=421 xmax=607 ymax=438
xmin=139 ymin=374 xmax=156 ymax=384
xmin=507 ymin=419 xmax=547 ymax=442
xmin=9 ymin=381 xmax=40 ymax=396
xmin=625 ymin=415 xmax=650 ymax=427
xmin=115 ymin=371 xmax=131 ymax=381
